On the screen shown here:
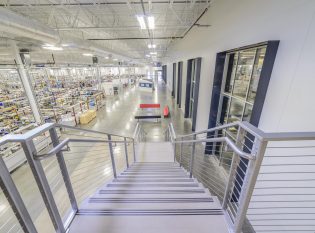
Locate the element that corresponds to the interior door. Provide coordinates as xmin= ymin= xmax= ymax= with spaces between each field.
xmin=177 ymin=61 xmax=183 ymax=107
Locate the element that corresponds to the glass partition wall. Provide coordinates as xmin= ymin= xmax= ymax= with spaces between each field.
xmin=215 ymin=46 xmax=267 ymax=167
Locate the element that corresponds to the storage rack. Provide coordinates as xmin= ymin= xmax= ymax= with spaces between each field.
xmin=0 ymin=69 xmax=35 ymax=136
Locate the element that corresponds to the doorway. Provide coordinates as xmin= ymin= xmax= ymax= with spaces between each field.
xmin=172 ymin=63 xmax=176 ymax=97
xmin=177 ymin=61 xmax=183 ymax=107
xmin=184 ymin=57 xmax=202 ymax=131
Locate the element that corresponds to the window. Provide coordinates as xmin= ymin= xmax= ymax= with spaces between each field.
xmin=213 ymin=46 xmax=267 ymax=163
xmin=217 ymin=46 xmax=267 ymax=131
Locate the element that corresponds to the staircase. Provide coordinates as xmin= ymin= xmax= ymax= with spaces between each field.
xmin=68 ymin=142 xmax=230 ymax=233
xmin=6 ymin=121 xmax=310 ymax=233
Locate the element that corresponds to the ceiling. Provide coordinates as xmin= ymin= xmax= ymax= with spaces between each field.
xmin=0 ymin=0 xmax=211 ymax=66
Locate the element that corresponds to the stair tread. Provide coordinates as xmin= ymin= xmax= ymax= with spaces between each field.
xmin=100 ymin=186 xmax=205 ymax=191
xmin=92 ymin=193 xmax=212 ymax=199
xmin=118 ymin=175 xmax=188 ymax=178
xmin=113 ymin=178 xmax=195 ymax=182
xmin=106 ymin=183 xmax=200 ymax=188
xmin=80 ymin=201 xmax=221 ymax=210
xmin=68 ymin=215 xmax=230 ymax=233
xmin=68 ymin=143 xmax=230 ymax=233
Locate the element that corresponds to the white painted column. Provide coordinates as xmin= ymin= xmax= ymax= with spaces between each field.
xmin=94 ymin=66 xmax=103 ymax=92
xmin=10 ymin=40 xmax=42 ymax=123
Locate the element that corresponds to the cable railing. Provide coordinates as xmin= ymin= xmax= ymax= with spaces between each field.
xmin=0 ymin=122 xmax=138 ymax=233
xmin=166 ymin=121 xmax=315 ymax=233
xmin=1 ymin=120 xmax=315 ymax=233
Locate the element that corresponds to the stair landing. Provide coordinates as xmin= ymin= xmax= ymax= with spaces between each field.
xmin=137 ymin=142 xmax=174 ymax=162
xmin=68 ymin=142 xmax=230 ymax=233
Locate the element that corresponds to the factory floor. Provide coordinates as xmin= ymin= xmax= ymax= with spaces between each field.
xmin=79 ymin=78 xmax=193 ymax=140
xmin=0 ymin=79 xmax=195 ymax=233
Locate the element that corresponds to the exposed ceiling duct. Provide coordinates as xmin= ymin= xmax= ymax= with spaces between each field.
xmin=0 ymin=7 xmax=59 ymax=44
xmin=0 ymin=7 xmax=134 ymax=64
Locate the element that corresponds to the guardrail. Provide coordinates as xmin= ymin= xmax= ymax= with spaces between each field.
xmin=0 ymin=123 xmax=138 ymax=233
xmin=166 ymin=121 xmax=315 ymax=233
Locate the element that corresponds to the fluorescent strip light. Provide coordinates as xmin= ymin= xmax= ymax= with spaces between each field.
xmin=82 ymin=53 xmax=93 ymax=57
xmin=150 ymin=52 xmax=157 ymax=55
xmin=42 ymin=46 xmax=63 ymax=51
xmin=136 ymin=15 xmax=146 ymax=30
xmin=113 ymin=58 xmax=118 ymax=61
xmin=148 ymin=44 xmax=156 ymax=49
xmin=146 ymin=54 xmax=151 ymax=57
xmin=147 ymin=16 xmax=155 ymax=29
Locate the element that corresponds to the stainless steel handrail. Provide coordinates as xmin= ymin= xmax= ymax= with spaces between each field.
xmin=167 ymin=120 xmax=315 ymax=233
xmin=4 ymin=121 xmax=315 ymax=233
xmin=56 ymin=123 xmax=134 ymax=140
xmin=166 ymin=121 xmax=260 ymax=233
xmin=132 ymin=123 xmax=140 ymax=139
xmin=173 ymin=137 xmax=254 ymax=160
xmin=34 ymin=138 xmax=133 ymax=160
xmin=133 ymin=122 xmax=146 ymax=143
xmin=176 ymin=122 xmax=239 ymax=139
xmin=0 ymin=122 xmax=137 ymax=233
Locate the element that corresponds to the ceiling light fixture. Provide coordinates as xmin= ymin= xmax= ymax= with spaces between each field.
xmin=136 ymin=15 xmax=146 ymax=30
xmin=82 ymin=53 xmax=93 ymax=57
xmin=150 ymin=52 xmax=157 ymax=55
xmin=146 ymin=54 xmax=151 ymax=57
xmin=147 ymin=16 xmax=155 ymax=29
xmin=136 ymin=15 xmax=155 ymax=30
xmin=42 ymin=45 xmax=63 ymax=51
xmin=105 ymin=56 xmax=109 ymax=59
xmin=113 ymin=58 xmax=118 ymax=61
xmin=148 ymin=44 xmax=156 ymax=49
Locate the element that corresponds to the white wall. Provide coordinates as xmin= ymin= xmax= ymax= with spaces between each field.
xmin=164 ymin=0 xmax=315 ymax=133
xmin=166 ymin=62 xmax=173 ymax=92
xmin=163 ymin=0 xmax=315 ymax=232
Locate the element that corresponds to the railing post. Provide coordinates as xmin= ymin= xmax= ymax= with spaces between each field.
xmin=21 ymin=140 xmax=65 ymax=233
xmin=173 ymin=138 xmax=176 ymax=162
xmin=49 ymin=128 xmax=78 ymax=213
xmin=124 ymin=137 xmax=129 ymax=168
xmin=108 ymin=134 xmax=117 ymax=178
xmin=165 ymin=129 xmax=167 ymax=141
xmin=189 ymin=134 xmax=196 ymax=178
xmin=222 ymin=128 xmax=245 ymax=210
xmin=0 ymin=156 xmax=38 ymax=233
xmin=233 ymin=139 xmax=267 ymax=233
xmin=132 ymin=139 xmax=136 ymax=162
xmin=179 ymin=140 xmax=183 ymax=167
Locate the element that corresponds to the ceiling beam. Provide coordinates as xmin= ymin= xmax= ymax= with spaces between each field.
xmin=0 ymin=1 xmax=208 ymax=7
xmin=54 ymin=25 xmax=189 ymax=30
xmin=87 ymin=36 xmax=183 ymax=40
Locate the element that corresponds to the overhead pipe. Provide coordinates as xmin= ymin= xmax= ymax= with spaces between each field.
xmin=87 ymin=36 xmax=183 ymax=40
xmin=0 ymin=7 xmax=59 ymax=44
xmin=0 ymin=8 xmax=135 ymax=64
xmin=0 ymin=1 xmax=209 ymax=7
xmin=182 ymin=1 xmax=213 ymax=37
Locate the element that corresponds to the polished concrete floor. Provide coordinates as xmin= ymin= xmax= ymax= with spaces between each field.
xmin=80 ymin=79 xmax=193 ymax=140
xmin=0 ymin=79 xmax=195 ymax=233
